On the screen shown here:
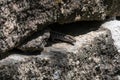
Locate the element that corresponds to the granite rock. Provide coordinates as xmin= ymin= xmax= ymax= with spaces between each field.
xmin=0 ymin=28 xmax=119 ymax=80
xmin=0 ymin=0 xmax=120 ymax=52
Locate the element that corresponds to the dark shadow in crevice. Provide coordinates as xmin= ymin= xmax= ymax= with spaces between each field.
xmin=116 ymin=16 xmax=120 ymax=20
xmin=49 ymin=21 xmax=104 ymax=36
xmin=0 ymin=48 xmax=41 ymax=60
xmin=9 ymin=48 xmax=41 ymax=55
xmin=105 ymin=16 xmax=120 ymax=21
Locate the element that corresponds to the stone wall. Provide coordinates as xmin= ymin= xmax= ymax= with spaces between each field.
xmin=0 ymin=0 xmax=120 ymax=80
xmin=0 ymin=0 xmax=120 ymax=52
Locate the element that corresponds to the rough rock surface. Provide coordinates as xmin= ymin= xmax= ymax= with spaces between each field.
xmin=0 ymin=0 xmax=120 ymax=52
xmin=0 ymin=0 xmax=120 ymax=80
xmin=101 ymin=20 xmax=120 ymax=53
xmin=0 ymin=28 xmax=119 ymax=80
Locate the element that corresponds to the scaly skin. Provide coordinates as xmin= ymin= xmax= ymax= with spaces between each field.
xmin=50 ymin=30 xmax=76 ymax=45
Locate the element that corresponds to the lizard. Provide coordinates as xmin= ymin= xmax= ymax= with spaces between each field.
xmin=17 ymin=27 xmax=76 ymax=52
